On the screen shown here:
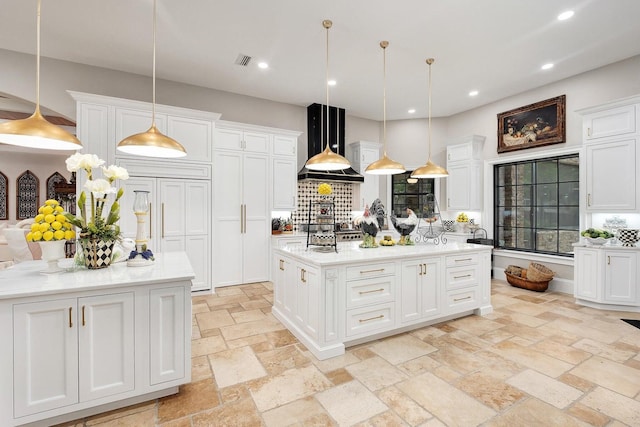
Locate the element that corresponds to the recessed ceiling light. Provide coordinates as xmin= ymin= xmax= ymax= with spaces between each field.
xmin=557 ymin=10 xmax=574 ymax=21
xmin=541 ymin=63 xmax=554 ymax=70
xmin=469 ymin=90 xmax=479 ymax=97
xmin=257 ymin=62 xmax=269 ymax=69
xmin=328 ymin=79 xmax=337 ymax=86
xmin=408 ymin=109 xmax=416 ymax=114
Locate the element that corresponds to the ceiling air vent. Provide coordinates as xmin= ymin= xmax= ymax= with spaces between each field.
xmin=234 ymin=54 xmax=252 ymax=67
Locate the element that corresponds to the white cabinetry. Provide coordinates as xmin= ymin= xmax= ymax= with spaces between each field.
xmin=213 ymin=134 xmax=269 ymax=287
xmin=578 ymin=96 xmax=640 ymax=213
xmin=272 ymin=134 xmax=299 ymax=210
xmin=574 ymin=246 xmax=640 ymax=310
xmin=446 ymin=135 xmax=485 ymax=211
xmin=400 ymin=259 xmax=440 ymax=323
xmin=444 ymin=253 xmax=481 ymax=314
xmin=119 ymin=177 xmax=211 ymax=291
xmin=349 ymin=141 xmax=381 ymax=210
xmin=1 ymin=254 xmax=192 ymax=427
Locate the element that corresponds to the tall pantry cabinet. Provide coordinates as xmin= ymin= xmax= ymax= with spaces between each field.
xmin=70 ymin=91 xmax=219 ymax=292
xmin=212 ymin=121 xmax=301 ymax=288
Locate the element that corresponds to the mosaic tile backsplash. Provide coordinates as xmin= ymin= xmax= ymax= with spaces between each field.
xmin=292 ymin=180 xmax=353 ymax=230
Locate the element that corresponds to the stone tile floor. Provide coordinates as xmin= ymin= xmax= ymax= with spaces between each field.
xmin=60 ymin=280 xmax=640 ymax=426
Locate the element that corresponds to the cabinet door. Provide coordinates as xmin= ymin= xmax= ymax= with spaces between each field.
xmin=78 ymin=103 xmax=112 ymax=166
xmin=272 ymin=157 xmax=297 ymax=210
xmin=244 ymin=131 xmax=270 ymax=153
xmin=586 ymin=138 xmax=636 ymax=211
xmin=400 ymin=260 xmax=422 ymax=323
xmin=359 ymin=170 xmax=380 ymax=210
xmin=186 ymin=235 xmax=210 ymax=291
xmin=272 ymin=135 xmax=297 ymax=156
xmin=162 ymin=235 xmax=186 ymax=253
xmin=159 ymin=180 xmax=186 ymax=238
xmin=447 ymin=163 xmax=470 ymax=210
xmin=167 ymin=116 xmax=213 ymax=163
xmin=13 ymin=299 xmax=78 ymax=417
xmin=214 ymin=128 xmax=243 ymax=151
xmin=185 ymin=180 xmax=210 ymax=235
xmin=150 ymin=286 xmax=186 ymax=385
xmin=243 ymin=153 xmax=270 ymax=283
xmin=213 ymin=150 xmax=243 ymax=286
xmin=604 ymin=251 xmax=637 ymax=304
xmin=421 ymin=259 xmax=441 ymax=319
xmin=574 ymin=248 xmax=599 ymax=300
xmin=78 ymin=293 xmax=135 ymax=401
xmin=120 ymin=177 xmax=157 ymax=250
xmin=294 ymin=264 xmax=319 ymax=340
xmin=280 ymin=257 xmax=296 ymax=318
xmin=585 ymin=105 xmax=636 ymax=140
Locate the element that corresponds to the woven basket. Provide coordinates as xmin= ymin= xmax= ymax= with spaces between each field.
xmin=505 ymin=272 xmax=550 ymax=292
xmin=527 ymin=262 xmax=554 ymax=282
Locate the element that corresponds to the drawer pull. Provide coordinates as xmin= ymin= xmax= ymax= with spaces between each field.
xmin=69 ymin=307 xmax=73 ymax=328
xmin=454 ymin=258 xmax=472 ymax=262
xmin=454 ymin=274 xmax=472 ymax=279
xmin=360 ymin=268 xmax=385 ymax=274
xmin=359 ymin=288 xmax=384 ymax=295
xmin=279 ymin=259 xmax=284 ymax=271
xmin=359 ymin=314 xmax=384 ymax=323
xmin=454 ymin=296 xmax=472 ymax=302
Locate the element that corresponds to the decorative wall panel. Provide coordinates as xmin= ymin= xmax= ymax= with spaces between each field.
xmin=16 ymin=170 xmax=39 ymax=220
xmin=0 ymin=171 xmax=7 ymax=220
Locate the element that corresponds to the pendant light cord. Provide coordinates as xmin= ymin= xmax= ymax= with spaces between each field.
xmin=382 ymin=42 xmax=388 ymax=157
xmin=324 ymin=20 xmax=330 ymax=151
xmin=35 ymin=0 xmax=41 ymax=112
xmin=151 ymin=0 xmax=157 ymax=127
xmin=427 ymin=58 xmax=433 ymax=160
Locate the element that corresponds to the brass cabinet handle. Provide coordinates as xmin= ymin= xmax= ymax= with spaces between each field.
xmin=454 ymin=296 xmax=472 ymax=302
xmin=423 ymin=263 xmax=427 ymax=275
xmin=607 ymin=256 xmax=611 ymax=265
xmin=279 ymin=259 xmax=284 ymax=271
xmin=244 ymin=204 xmax=247 ymax=233
xmin=148 ymin=203 xmax=152 ymax=238
xmin=359 ymin=288 xmax=384 ymax=295
xmin=359 ymin=314 xmax=384 ymax=323
xmin=69 ymin=307 xmax=73 ymax=328
xmin=454 ymin=258 xmax=472 ymax=262
xmin=82 ymin=305 xmax=85 ymax=326
xmin=301 ymin=268 xmax=306 ymax=283
xmin=359 ymin=268 xmax=385 ymax=275
xmin=454 ymin=274 xmax=472 ymax=279
xmin=587 ymin=194 xmax=591 ymax=207
xmin=587 ymin=127 xmax=591 ymax=137
xmin=418 ymin=264 xmax=424 ymax=276
xmin=161 ymin=203 xmax=165 ymax=238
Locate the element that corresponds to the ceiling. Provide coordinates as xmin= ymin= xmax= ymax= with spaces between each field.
xmin=2 ymin=0 xmax=640 ymax=121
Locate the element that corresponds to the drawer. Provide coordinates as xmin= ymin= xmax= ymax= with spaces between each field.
xmin=346 ymin=262 xmax=395 ymax=280
xmin=446 ymin=265 xmax=479 ymax=290
xmin=346 ymin=303 xmax=394 ymax=338
xmin=277 ymin=238 xmax=305 ymax=248
xmin=346 ymin=277 xmax=394 ymax=309
xmin=446 ymin=253 xmax=478 ymax=267
xmin=446 ymin=287 xmax=479 ymax=313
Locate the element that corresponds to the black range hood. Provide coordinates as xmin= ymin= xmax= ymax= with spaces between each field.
xmin=297 ymin=103 xmax=364 ymax=183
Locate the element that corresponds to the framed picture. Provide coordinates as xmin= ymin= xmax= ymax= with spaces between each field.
xmin=497 ymin=95 xmax=566 ymax=153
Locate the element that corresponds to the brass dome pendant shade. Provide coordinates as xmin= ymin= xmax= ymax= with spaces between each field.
xmin=366 ymin=41 xmax=405 ymax=175
xmin=0 ymin=0 xmax=82 ymax=151
xmin=305 ymin=20 xmax=350 ymax=171
xmin=411 ymin=58 xmax=448 ymax=179
xmin=117 ymin=0 xmax=186 ymax=158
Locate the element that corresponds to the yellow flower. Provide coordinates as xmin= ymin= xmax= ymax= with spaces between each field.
xmin=31 ymin=231 xmax=42 ymax=241
xmin=318 ymin=183 xmax=332 ymax=195
xmin=53 ymin=230 xmax=65 ymax=240
xmin=64 ymin=230 xmax=76 ymax=240
xmin=52 ymin=221 xmax=63 ymax=230
xmin=38 ymin=223 xmax=50 ymax=233
xmin=42 ymin=205 xmax=54 ymax=215
xmin=43 ymin=231 xmax=54 ymax=241
xmin=44 ymin=214 xmax=56 ymax=223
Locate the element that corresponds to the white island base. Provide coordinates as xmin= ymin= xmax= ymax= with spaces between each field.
xmin=272 ymin=242 xmax=493 ymax=360
xmin=0 ymin=252 xmax=194 ymax=427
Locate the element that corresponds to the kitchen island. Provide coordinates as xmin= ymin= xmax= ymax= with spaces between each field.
xmin=272 ymin=242 xmax=492 ymax=360
xmin=0 ymin=252 xmax=194 ymax=427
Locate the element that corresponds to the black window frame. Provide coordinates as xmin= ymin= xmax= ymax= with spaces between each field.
xmin=493 ymin=154 xmax=580 ymax=257
xmin=391 ymin=172 xmax=435 ymax=218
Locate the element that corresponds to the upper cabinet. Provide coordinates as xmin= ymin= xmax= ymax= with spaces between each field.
xmin=348 ymin=141 xmax=381 ymax=210
xmin=446 ymin=135 xmax=485 ymax=211
xmin=578 ymin=95 xmax=640 ymax=213
xmin=70 ymin=91 xmax=220 ymax=166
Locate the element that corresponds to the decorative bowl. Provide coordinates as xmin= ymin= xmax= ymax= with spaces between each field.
xmin=617 ymin=228 xmax=640 ymax=247
xmin=585 ymin=237 xmax=612 ymax=245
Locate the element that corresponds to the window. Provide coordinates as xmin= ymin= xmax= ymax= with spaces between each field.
xmin=494 ymin=154 xmax=579 ymax=256
xmin=391 ymin=172 xmax=435 ymax=217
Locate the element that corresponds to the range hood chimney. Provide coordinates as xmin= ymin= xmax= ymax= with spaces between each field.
xmin=298 ymin=103 xmax=364 ymax=183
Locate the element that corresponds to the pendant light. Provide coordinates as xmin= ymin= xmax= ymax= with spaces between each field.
xmin=411 ymin=58 xmax=448 ymax=179
xmin=365 ymin=41 xmax=406 ymax=175
xmin=0 ymin=0 xmax=82 ymax=151
xmin=117 ymin=0 xmax=186 ymax=158
xmin=305 ymin=20 xmax=351 ymax=171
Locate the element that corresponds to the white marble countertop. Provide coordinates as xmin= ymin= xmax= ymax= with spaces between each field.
xmin=274 ymin=241 xmax=491 ymax=267
xmin=0 ymin=251 xmax=195 ymax=300
xmin=573 ymin=242 xmax=640 ymax=250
